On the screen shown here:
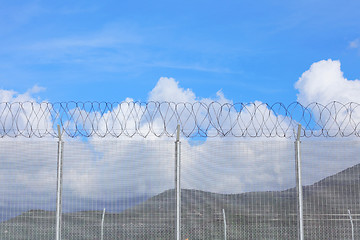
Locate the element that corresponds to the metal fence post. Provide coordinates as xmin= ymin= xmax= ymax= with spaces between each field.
xmin=348 ymin=209 xmax=354 ymax=240
xmin=222 ymin=209 xmax=227 ymax=240
xmin=101 ymin=208 xmax=106 ymax=240
xmin=295 ymin=124 xmax=304 ymax=240
xmin=56 ymin=125 xmax=64 ymax=240
xmin=175 ymin=125 xmax=181 ymax=240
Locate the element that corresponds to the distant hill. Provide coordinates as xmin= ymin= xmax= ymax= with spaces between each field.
xmin=1 ymin=163 xmax=360 ymax=239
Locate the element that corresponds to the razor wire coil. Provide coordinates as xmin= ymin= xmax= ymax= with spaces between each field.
xmin=1 ymin=101 xmax=360 ymax=138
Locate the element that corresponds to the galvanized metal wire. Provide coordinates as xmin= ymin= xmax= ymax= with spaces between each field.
xmin=1 ymin=101 xmax=360 ymax=138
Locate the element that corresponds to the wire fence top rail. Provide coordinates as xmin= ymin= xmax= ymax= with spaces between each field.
xmin=1 ymin=101 xmax=360 ymax=138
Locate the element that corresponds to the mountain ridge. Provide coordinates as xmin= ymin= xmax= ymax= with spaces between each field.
xmin=1 ymin=163 xmax=360 ymax=239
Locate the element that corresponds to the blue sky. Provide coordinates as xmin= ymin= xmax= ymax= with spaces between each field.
xmin=0 ymin=0 xmax=359 ymax=103
xmin=2 ymin=0 xmax=360 ymax=219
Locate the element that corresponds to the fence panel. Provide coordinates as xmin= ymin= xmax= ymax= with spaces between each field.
xmin=1 ymin=138 xmax=360 ymax=239
xmin=61 ymin=140 xmax=175 ymax=240
xmin=0 ymin=140 xmax=58 ymax=239
xmin=301 ymin=140 xmax=360 ymax=240
xmin=181 ymin=140 xmax=297 ymax=240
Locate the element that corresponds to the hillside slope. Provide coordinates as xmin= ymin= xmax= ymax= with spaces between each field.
xmin=1 ymin=163 xmax=360 ymax=239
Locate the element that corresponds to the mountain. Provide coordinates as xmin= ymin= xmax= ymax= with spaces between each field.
xmin=1 ymin=164 xmax=360 ymax=239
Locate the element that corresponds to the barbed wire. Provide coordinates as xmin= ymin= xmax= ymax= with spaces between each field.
xmin=1 ymin=101 xmax=360 ymax=138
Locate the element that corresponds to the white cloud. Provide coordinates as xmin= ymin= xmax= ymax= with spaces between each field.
xmin=295 ymin=59 xmax=360 ymax=136
xmin=148 ymin=77 xmax=196 ymax=103
xmin=295 ymin=59 xmax=360 ymax=105
xmin=0 ymin=80 xmax=299 ymax=215
xmin=1 ymin=75 xmax=359 ymax=217
xmin=27 ymin=23 xmax=141 ymax=52
xmin=2 ymin=136 xmax=358 ymax=216
xmin=26 ymin=84 xmax=46 ymax=95
xmin=0 ymin=86 xmax=54 ymax=138
xmin=0 ymin=87 xmax=41 ymax=103
xmin=349 ymin=38 xmax=359 ymax=49
xmin=181 ymin=139 xmax=295 ymax=194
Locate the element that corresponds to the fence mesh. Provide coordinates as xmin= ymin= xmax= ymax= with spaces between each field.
xmin=0 ymin=138 xmax=360 ymax=239
xmin=61 ymin=140 xmax=175 ymax=240
xmin=301 ymin=140 xmax=360 ymax=239
xmin=181 ymin=140 xmax=297 ymax=240
xmin=0 ymin=140 xmax=58 ymax=239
